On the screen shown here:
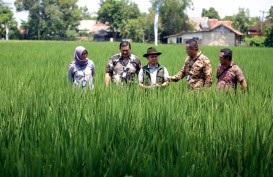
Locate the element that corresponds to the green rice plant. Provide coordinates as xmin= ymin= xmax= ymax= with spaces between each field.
xmin=0 ymin=41 xmax=272 ymax=177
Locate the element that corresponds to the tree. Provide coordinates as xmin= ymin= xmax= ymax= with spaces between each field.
xmin=264 ymin=24 xmax=273 ymax=47
xmin=120 ymin=17 xmax=145 ymax=42
xmin=266 ymin=6 xmax=273 ymax=19
xmin=120 ymin=12 xmax=160 ymax=43
xmin=264 ymin=6 xmax=273 ymax=47
xmin=201 ymin=7 xmax=220 ymax=19
xmin=150 ymin=0 xmax=192 ymax=42
xmin=0 ymin=1 xmax=18 ymax=40
xmin=80 ymin=6 xmax=92 ymax=20
xmin=232 ymin=8 xmax=251 ymax=35
xmin=15 ymin=0 xmax=81 ymax=40
xmin=97 ymin=0 xmax=141 ymax=41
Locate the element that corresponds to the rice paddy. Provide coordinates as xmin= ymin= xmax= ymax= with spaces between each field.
xmin=0 ymin=41 xmax=272 ymax=177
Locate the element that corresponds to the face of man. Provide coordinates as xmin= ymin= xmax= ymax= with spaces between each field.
xmin=185 ymin=44 xmax=197 ymax=58
xmin=120 ymin=45 xmax=131 ymax=59
xmin=219 ymin=52 xmax=229 ymax=66
xmin=147 ymin=55 xmax=158 ymax=67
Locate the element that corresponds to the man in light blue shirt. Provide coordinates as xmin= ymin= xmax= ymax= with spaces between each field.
xmin=138 ymin=47 xmax=169 ymax=89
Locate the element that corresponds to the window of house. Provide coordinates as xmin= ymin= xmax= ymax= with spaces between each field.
xmin=176 ymin=37 xmax=182 ymax=43
xmin=192 ymin=37 xmax=199 ymax=40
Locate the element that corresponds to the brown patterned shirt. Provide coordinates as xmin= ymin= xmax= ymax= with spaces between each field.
xmin=216 ymin=62 xmax=245 ymax=90
xmin=173 ymin=51 xmax=212 ymax=89
xmin=105 ymin=53 xmax=141 ymax=84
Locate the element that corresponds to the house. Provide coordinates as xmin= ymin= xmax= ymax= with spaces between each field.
xmin=77 ymin=20 xmax=111 ymax=41
xmin=164 ymin=17 xmax=244 ymax=46
xmin=248 ymin=18 xmax=272 ymax=37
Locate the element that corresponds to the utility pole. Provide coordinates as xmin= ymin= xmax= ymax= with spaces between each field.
xmin=38 ymin=0 xmax=41 ymax=40
xmin=5 ymin=22 xmax=9 ymax=40
xmin=259 ymin=10 xmax=268 ymax=33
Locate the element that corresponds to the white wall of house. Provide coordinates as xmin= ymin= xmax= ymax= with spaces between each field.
xmin=167 ymin=37 xmax=178 ymax=44
xmin=166 ymin=26 xmax=238 ymax=46
xmin=181 ymin=33 xmax=203 ymax=43
xmin=202 ymin=32 xmax=235 ymax=46
xmin=167 ymin=33 xmax=203 ymax=44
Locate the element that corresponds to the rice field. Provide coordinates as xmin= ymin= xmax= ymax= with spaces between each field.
xmin=0 ymin=41 xmax=272 ymax=177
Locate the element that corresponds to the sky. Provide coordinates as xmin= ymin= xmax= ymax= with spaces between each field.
xmin=3 ymin=0 xmax=273 ymax=26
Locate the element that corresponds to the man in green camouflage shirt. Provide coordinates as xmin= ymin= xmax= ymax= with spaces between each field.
xmin=169 ymin=39 xmax=212 ymax=89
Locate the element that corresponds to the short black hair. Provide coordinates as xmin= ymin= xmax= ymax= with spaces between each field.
xmin=119 ymin=41 xmax=131 ymax=49
xmin=220 ymin=48 xmax=232 ymax=61
xmin=186 ymin=39 xmax=198 ymax=50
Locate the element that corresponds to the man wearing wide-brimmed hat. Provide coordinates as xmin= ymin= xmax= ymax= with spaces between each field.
xmin=138 ymin=47 xmax=170 ymax=89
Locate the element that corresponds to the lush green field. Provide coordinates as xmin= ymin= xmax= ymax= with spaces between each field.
xmin=0 ymin=41 xmax=272 ymax=177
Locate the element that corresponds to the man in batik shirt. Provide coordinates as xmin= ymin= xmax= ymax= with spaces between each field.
xmin=216 ymin=48 xmax=247 ymax=91
xmin=105 ymin=41 xmax=141 ymax=86
xmin=169 ymin=39 xmax=212 ymax=90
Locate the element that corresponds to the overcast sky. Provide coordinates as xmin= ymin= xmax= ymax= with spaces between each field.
xmin=4 ymin=0 xmax=273 ymax=25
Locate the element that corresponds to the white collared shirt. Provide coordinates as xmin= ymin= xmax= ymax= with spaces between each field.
xmin=138 ymin=64 xmax=169 ymax=85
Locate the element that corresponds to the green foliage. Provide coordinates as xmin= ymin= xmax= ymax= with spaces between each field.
xmin=264 ymin=24 xmax=273 ymax=47
xmin=201 ymin=7 xmax=220 ymax=19
xmin=0 ymin=41 xmax=273 ymax=176
xmin=120 ymin=12 xmax=161 ymax=43
xmin=120 ymin=17 xmax=144 ymax=42
xmin=222 ymin=15 xmax=234 ymax=21
xmin=232 ymin=8 xmax=251 ymax=35
xmin=80 ymin=6 xmax=92 ymax=20
xmin=151 ymin=0 xmax=192 ymax=38
xmin=0 ymin=3 xmax=18 ymax=39
xmin=244 ymin=36 xmax=265 ymax=47
xmin=266 ymin=6 xmax=273 ymax=19
xmin=15 ymin=0 xmax=81 ymax=40
xmin=97 ymin=0 xmax=141 ymax=40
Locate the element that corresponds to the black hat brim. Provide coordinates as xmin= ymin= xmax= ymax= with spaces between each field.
xmin=143 ymin=52 xmax=162 ymax=57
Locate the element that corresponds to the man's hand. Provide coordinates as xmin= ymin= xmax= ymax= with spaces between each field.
xmin=168 ymin=76 xmax=179 ymax=82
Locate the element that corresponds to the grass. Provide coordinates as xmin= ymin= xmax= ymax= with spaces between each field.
xmin=0 ymin=40 xmax=272 ymax=177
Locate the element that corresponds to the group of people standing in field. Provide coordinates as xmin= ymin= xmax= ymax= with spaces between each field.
xmin=68 ymin=40 xmax=247 ymax=92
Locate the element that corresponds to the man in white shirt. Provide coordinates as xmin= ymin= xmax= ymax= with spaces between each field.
xmin=138 ymin=47 xmax=169 ymax=89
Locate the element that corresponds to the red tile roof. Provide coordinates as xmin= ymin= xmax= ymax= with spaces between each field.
xmin=208 ymin=19 xmax=243 ymax=36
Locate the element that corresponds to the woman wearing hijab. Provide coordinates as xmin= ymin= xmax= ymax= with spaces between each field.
xmin=68 ymin=46 xmax=95 ymax=89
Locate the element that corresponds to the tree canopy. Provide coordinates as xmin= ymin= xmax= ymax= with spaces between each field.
xmin=0 ymin=0 xmax=18 ymax=39
xmin=97 ymin=0 xmax=141 ymax=40
xmin=264 ymin=6 xmax=273 ymax=47
xmin=201 ymin=7 xmax=220 ymax=19
xmin=15 ymin=0 xmax=82 ymax=40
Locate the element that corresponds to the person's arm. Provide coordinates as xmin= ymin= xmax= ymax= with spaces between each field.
xmin=240 ymin=79 xmax=247 ymax=90
xmin=105 ymin=58 xmax=114 ymax=87
xmin=235 ymin=66 xmax=247 ymax=91
xmin=169 ymin=59 xmax=187 ymax=82
xmin=105 ymin=73 xmax=112 ymax=87
xmin=203 ymin=60 xmax=213 ymax=88
xmin=91 ymin=62 xmax=95 ymax=78
xmin=138 ymin=68 xmax=150 ymax=89
xmin=160 ymin=67 xmax=170 ymax=87
xmin=169 ymin=66 xmax=185 ymax=82
xmin=68 ymin=64 xmax=74 ymax=83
